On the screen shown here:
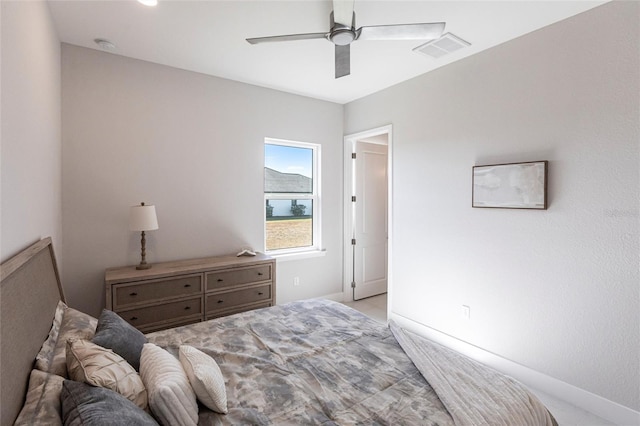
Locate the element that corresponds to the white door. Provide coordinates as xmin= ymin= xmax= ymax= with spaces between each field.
xmin=353 ymin=141 xmax=388 ymax=300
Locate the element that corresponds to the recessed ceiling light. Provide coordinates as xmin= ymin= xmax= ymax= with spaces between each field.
xmin=138 ymin=0 xmax=158 ymax=6
xmin=94 ymin=38 xmax=116 ymax=51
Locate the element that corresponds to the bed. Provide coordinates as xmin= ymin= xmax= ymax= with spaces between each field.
xmin=1 ymin=237 xmax=557 ymax=425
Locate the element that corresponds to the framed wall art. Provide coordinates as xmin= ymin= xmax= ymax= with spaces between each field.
xmin=472 ymin=161 xmax=548 ymax=209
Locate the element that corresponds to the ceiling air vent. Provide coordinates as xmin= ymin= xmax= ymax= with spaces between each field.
xmin=413 ymin=32 xmax=470 ymax=59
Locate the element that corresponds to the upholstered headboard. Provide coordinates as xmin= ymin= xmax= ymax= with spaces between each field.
xmin=0 ymin=237 xmax=65 ymax=425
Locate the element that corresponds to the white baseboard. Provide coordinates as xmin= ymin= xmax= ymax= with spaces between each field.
xmin=390 ymin=312 xmax=640 ymax=426
xmin=318 ymin=292 xmax=347 ymax=303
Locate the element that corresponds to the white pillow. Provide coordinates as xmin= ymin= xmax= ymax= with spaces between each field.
xmin=140 ymin=343 xmax=198 ymax=426
xmin=66 ymin=339 xmax=148 ymax=410
xmin=178 ymin=345 xmax=228 ymax=414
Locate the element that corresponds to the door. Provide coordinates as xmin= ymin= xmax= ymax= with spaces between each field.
xmin=353 ymin=140 xmax=388 ymax=300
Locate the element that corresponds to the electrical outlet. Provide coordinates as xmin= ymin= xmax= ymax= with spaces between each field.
xmin=462 ymin=305 xmax=470 ymax=320
xmin=293 ymin=277 xmax=300 ymax=286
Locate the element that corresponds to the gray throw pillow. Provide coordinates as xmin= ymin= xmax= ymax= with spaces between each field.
xmin=92 ymin=309 xmax=147 ymax=371
xmin=61 ymin=381 xmax=158 ymax=426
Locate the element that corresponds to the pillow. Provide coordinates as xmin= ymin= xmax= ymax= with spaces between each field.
xmin=66 ymin=338 xmax=148 ymax=410
xmin=61 ymin=380 xmax=158 ymax=426
xmin=178 ymin=345 xmax=228 ymax=414
xmin=92 ymin=309 xmax=147 ymax=371
xmin=140 ymin=343 xmax=198 ymax=426
xmin=35 ymin=300 xmax=67 ymax=372
xmin=14 ymin=369 xmax=65 ymax=426
xmin=49 ymin=307 xmax=98 ymax=378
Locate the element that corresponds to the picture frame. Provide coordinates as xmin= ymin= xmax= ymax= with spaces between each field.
xmin=472 ymin=161 xmax=548 ymax=209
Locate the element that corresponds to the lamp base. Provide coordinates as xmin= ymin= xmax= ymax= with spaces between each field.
xmin=136 ymin=263 xmax=152 ymax=270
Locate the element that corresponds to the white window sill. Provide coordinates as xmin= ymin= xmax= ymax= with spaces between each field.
xmin=269 ymin=249 xmax=326 ymax=262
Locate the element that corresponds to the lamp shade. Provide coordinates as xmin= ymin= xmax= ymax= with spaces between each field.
xmin=129 ymin=204 xmax=159 ymax=231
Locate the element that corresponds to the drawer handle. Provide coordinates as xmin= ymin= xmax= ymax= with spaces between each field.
xmin=217 ymin=279 xmax=223 ymax=282
xmin=130 ymin=292 xmax=138 ymax=296
xmin=184 ymin=284 xmax=191 ymax=288
xmin=258 ymin=292 xmax=264 ymax=296
xmin=258 ymin=272 xmax=263 ymax=276
xmin=184 ymin=306 xmax=191 ymax=311
xmin=217 ymin=300 xmax=224 ymax=304
xmin=130 ymin=316 xmax=138 ymax=321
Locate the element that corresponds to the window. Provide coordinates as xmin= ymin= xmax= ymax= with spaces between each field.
xmin=264 ymin=138 xmax=320 ymax=254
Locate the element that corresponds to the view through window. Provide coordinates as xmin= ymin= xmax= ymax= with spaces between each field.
xmin=264 ymin=139 xmax=319 ymax=253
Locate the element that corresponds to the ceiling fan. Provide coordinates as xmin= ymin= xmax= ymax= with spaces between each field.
xmin=246 ymin=0 xmax=445 ymax=79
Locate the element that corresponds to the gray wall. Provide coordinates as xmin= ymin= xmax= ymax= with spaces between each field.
xmin=345 ymin=1 xmax=639 ymax=411
xmin=1 ymin=1 xmax=62 ymax=263
xmin=61 ymin=45 xmax=344 ymax=316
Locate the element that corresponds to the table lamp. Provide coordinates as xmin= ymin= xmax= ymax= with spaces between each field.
xmin=129 ymin=202 xmax=159 ymax=270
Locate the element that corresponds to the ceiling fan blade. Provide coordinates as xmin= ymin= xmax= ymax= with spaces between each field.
xmin=333 ymin=0 xmax=355 ymax=27
xmin=246 ymin=33 xmax=327 ymax=45
xmin=357 ymin=22 xmax=445 ymax=41
xmin=335 ymin=44 xmax=350 ymax=79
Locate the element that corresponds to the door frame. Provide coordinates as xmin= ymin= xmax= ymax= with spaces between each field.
xmin=343 ymin=125 xmax=393 ymax=303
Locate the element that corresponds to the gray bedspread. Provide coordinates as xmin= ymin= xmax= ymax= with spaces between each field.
xmin=390 ymin=321 xmax=557 ymax=426
xmin=147 ymin=299 xmax=554 ymax=425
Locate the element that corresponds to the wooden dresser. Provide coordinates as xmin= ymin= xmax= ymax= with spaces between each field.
xmin=104 ymin=253 xmax=276 ymax=333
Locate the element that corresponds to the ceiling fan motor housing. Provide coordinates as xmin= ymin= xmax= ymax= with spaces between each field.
xmin=330 ymin=28 xmax=355 ymax=45
xmin=329 ymin=11 xmax=356 ymax=46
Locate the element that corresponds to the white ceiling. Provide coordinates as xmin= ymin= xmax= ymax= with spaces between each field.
xmin=48 ymin=1 xmax=606 ymax=104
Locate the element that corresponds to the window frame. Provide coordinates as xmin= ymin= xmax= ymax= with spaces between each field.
xmin=264 ymin=138 xmax=322 ymax=256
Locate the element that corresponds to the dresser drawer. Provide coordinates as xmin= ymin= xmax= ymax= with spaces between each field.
xmin=206 ymin=284 xmax=271 ymax=314
xmin=119 ymin=297 xmax=203 ymax=328
xmin=206 ymin=265 xmax=271 ymax=291
xmin=113 ymin=275 xmax=202 ymax=309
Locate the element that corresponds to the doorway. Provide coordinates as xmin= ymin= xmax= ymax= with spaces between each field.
xmin=343 ymin=125 xmax=392 ymax=301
